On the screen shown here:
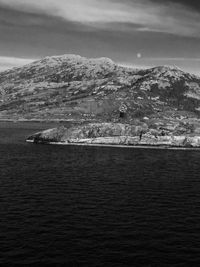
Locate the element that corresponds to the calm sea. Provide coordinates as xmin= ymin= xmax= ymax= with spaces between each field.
xmin=1 ymin=122 xmax=200 ymax=266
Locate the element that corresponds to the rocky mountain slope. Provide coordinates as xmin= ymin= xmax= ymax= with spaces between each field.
xmin=1 ymin=54 xmax=200 ymax=136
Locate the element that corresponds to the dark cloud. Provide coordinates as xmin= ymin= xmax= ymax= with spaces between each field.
xmin=150 ymin=0 xmax=200 ymax=11
xmin=116 ymin=0 xmax=200 ymax=11
xmin=0 ymin=7 xmax=50 ymax=27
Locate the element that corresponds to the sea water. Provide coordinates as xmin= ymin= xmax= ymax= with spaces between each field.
xmin=1 ymin=122 xmax=200 ymax=266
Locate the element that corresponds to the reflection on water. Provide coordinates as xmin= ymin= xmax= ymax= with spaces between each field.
xmin=0 ymin=122 xmax=200 ymax=266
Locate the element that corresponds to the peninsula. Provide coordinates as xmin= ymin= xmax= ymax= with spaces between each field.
xmin=26 ymin=122 xmax=200 ymax=148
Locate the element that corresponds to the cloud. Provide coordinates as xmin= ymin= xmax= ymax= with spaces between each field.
xmin=150 ymin=0 xmax=200 ymax=12
xmin=0 ymin=56 xmax=35 ymax=71
xmin=0 ymin=0 xmax=200 ymax=37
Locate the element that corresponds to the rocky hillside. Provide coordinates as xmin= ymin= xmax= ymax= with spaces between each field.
xmin=0 ymin=54 xmax=200 ymax=135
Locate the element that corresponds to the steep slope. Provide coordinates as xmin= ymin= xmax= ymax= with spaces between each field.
xmin=0 ymin=54 xmax=200 ymax=137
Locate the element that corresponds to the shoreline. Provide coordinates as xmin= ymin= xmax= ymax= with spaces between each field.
xmin=26 ymin=140 xmax=200 ymax=151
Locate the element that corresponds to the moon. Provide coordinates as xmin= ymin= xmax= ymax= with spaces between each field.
xmin=137 ymin=53 xmax=142 ymax=59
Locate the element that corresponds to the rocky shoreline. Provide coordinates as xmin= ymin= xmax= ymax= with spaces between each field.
xmin=26 ymin=139 xmax=200 ymax=150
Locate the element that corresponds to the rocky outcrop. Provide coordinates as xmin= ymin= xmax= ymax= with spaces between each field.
xmin=26 ymin=123 xmax=200 ymax=148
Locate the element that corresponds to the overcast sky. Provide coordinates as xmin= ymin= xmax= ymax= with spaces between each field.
xmin=0 ymin=0 xmax=199 ymax=74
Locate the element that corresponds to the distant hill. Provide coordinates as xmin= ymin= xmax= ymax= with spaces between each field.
xmin=0 ymin=54 xmax=200 ymax=134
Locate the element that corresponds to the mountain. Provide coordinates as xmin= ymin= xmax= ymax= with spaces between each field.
xmin=1 ymin=54 xmax=200 ymax=136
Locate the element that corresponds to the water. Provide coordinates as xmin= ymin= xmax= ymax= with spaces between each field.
xmin=1 ymin=122 xmax=200 ymax=266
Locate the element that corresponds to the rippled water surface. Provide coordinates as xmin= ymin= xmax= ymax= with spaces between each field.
xmin=1 ymin=122 xmax=200 ymax=266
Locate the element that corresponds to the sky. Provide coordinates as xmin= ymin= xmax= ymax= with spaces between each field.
xmin=0 ymin=0 xmax=200 ymax=75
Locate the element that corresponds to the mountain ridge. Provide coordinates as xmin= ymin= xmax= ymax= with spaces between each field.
xmin=0 ymin=54 xmax=200 ymax=137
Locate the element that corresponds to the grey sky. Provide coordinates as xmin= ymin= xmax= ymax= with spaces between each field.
xmin=0 ymin=0 xmax=199 ymax=75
